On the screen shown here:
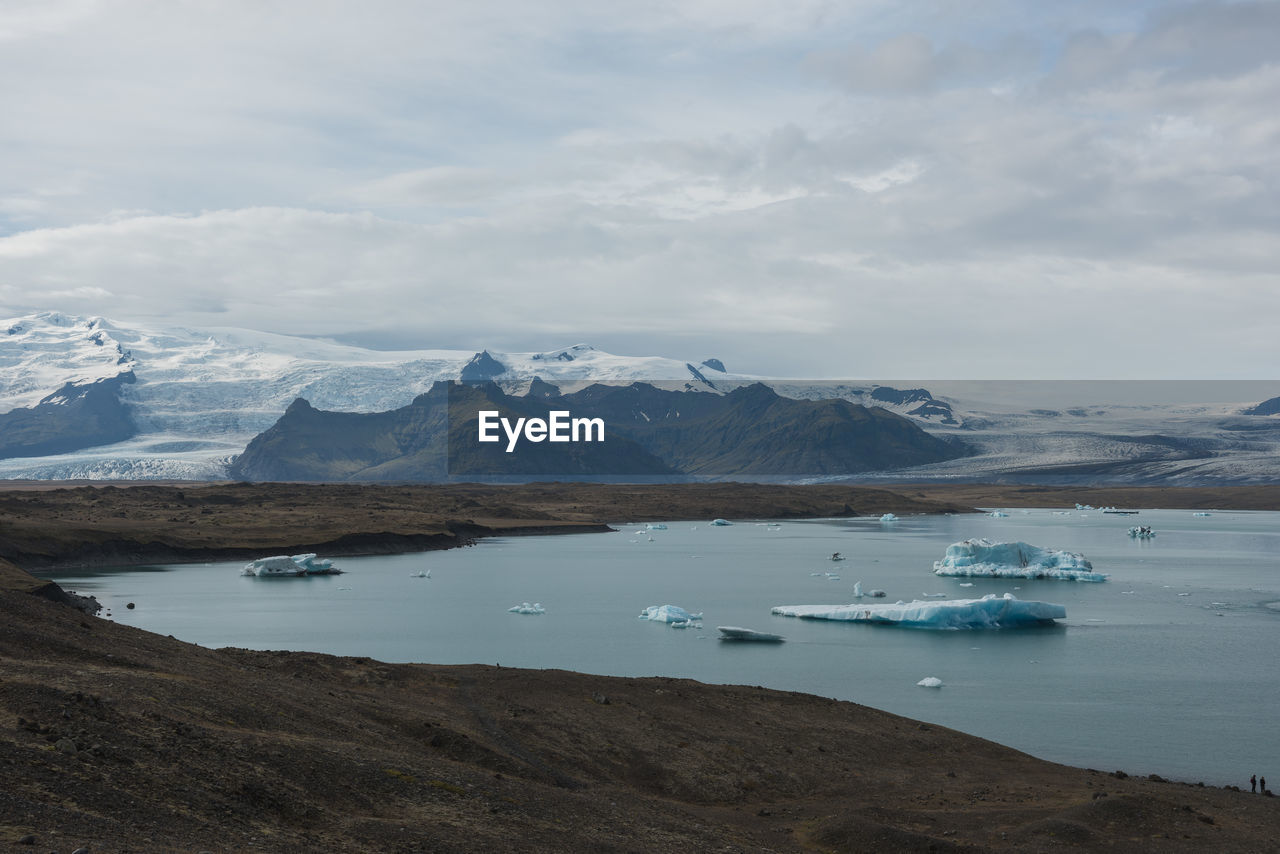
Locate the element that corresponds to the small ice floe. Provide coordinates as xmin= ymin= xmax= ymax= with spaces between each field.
xmin=1127 ymin=526 xmax=1156 ymax=539
xmin=829 ymin=552 xmax=846 ymax=561
xmin=880 ymin=513 xmax=898 ymax=522
xmin=1177 ymin=592 xmax=1191 ymax=597
xmin=922 ymin=592 xmax=946 ymax=598
xmin=1121 ymin=590 xmax=1135 ymax=594
xmin=1193 ymin=512 xmax=1212 ymax=517
xmin=828 ymin=576 xmax=841 ymax=581
xmin=1085 ymin=618 xmax=1106 ymax=622
xmin=917 ymin=677 xmax=943 ymax=688
xmin=717 ymin=626 xmax=785 ymax=642
xmin=645 ymin=523 xmax=668 ymax=530
xmin=958 ymin=582 xmax=974 ymax=587
xmin=989 ymin=510 xmax=1009 ymax=518
xmin=410 ymin=569 xmax=431 ymax=578
xmin=509 ymin=602 xmax=545 ymax=614
xmin=242 ymin=553 xmax=343 ymax=577
xmin=810 ymin=572 xmax=823 ymax=577
xmin=710 ymin=518 xmax=733 ymax=526
xmin=853 ymin=581 xmax=863 ymax=598
xmin=639 ymin=604 xmax=703 ymax=624
xmin=868 ymin=589 xmax=886 ymax=597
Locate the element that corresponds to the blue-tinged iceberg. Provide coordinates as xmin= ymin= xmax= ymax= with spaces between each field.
xmin=933 ymin=539 xmax=1106 ymax=582
xmin=508 ymin=602 xmax=545 ymax=614
xmin=639 ymin=604 xmax=703 ymax=624
xmin=241 ymin=553 xmax=343 ymax=577
xmin=771 ymin=593 xmax=1065 ymax=629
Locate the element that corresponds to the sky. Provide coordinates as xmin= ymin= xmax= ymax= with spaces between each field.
xmin=0 ymin=0 xmax=1277 ymax=378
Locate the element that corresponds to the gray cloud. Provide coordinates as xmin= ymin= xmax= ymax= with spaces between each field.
xmin=0 ymin=0 xmax=1276 ymax=378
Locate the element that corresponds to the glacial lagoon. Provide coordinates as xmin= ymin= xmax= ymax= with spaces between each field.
xmin=49 ymin=508 xmax=1280 ymax=787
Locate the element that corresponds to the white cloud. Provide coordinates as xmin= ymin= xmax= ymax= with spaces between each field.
xmin=0 ymin=1 xmax=1276 ymax=377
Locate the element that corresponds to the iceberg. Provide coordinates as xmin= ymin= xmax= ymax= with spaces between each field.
xmin=1193 ymin=511 xmax=1212 ymax=517
xmin=508 ymin=602 xmax=545 ymax=614
xmin=717 ymin=626 xmax=785 ymax=642
xmin=771 ymin=593 xmax=1066 ymax=629
xmin=988 ymin=510 xmax=1008 ymax=518
xmin=1127 ymin=526 xmax=1156 ymax=539
xmin=710 ymin=518 xmax=733 ymax=526
xmin=638 ymin=604 xmax=703 ymax=623
xmin=917 ymin=677 xmax=943 ymax=688
xmin=645 ymin=523 xmax=668 ymax=530
xmin=933 ymin=539 xmax=1106 ymax=582
xmin=880 ymin=513 xmax=898 ymax=522
xmin=242 ymin=553 xmax=343 ymax=577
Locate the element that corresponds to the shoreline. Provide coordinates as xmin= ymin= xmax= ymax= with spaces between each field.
xmin=3 ymin=482 xmax=1278 ymax=851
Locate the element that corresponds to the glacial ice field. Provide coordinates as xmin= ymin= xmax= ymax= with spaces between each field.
xmin=49 ymin=507 xmax=1280 ymax=788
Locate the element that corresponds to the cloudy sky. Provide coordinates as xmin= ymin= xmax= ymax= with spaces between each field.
xmin=1 ymin=0 xmax=1276 ymax=378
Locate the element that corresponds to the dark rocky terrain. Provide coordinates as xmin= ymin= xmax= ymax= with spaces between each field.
xmin=229 ymin=381 xmax=967 ymax=482
xmin=2 ymin=481 xmax=1278 ymax=852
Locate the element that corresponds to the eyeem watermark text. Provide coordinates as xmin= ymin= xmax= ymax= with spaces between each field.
xmin=477 ymin=410 xmax=605 ymax=453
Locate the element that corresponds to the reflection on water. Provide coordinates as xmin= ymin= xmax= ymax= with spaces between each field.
xmin=49 ymin=508 xmax=1280 ymax=786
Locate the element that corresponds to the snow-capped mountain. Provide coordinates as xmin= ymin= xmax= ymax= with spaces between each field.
xmin=0 ymin=312 xmax=758 ymax=479
xmin=2 ymin=312 xmax=1278 ymax=483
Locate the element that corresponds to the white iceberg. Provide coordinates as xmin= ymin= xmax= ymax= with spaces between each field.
xmin=771 ymin=593 xmax=1066 ymax=629
xmin=880 ymin=513 xmax=898 ymax=522
xmin=638 ymin=604 xmax=703 ymax=623
xmin=645 ymin=523 xmax=668 ymax=530
xmin=917 ymin=676 xmax=943 ymax=688
xmin=1193 ymin=511 xmax=1212 ymax=517
xmin=933 ymin=539 xmax=1107 ymax=582
xmin=717 ymin=626 xmax=785 ymax=642
xmin=1127 ymin=526 xmax=1156 ymax=539
xmin=242 ymin=553 xmax=343 ymax=577
xmin=710 ymin=518 xmax=733 ymax=526
xmin=988 ymin=510 xmax=1008 ymax=518
xmin=508 ymin=602 xmax=545 ymax=614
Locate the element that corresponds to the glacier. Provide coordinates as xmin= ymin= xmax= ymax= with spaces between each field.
xmin=8 ymin=311 xmax=1280 ymax=484
xmin=771 ymin=593 xmax=1066 ymax=629
xmin=933 ymin=539 xmax=1107 ymax=582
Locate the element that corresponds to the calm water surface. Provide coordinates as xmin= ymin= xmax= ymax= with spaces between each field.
xmin=50 ymin=508 xmax=1280 ymax=786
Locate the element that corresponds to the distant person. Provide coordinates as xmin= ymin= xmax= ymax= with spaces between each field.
xmin=1262 ymin=776 xmax=1267 ymax=793
xmin=1252 ymin=774 xmax=1258 ymax=792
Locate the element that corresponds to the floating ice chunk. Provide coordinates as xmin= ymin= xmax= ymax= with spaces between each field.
xmin=710 ymin=518 xmax=733 ymax=526
xmin=242 ymin=553 xmax=343 ymax=577
xmin=771 ymin=593 xmax=1066 ymax=629
xmin=645 ymin=523 xmax=668 ymax=530
xmin=638 ymin=604 xmax=703 ymax=623
xmin=933 ymin=539 xmax=1107 ymax=582
xmin=1193 ymin=512 xmax=1212 ymax=517
xmin=880 ymin=513 xmax=898 ymax=522
xmin=917 ymin=677 xmax=943 ymax=688
xmin=853 ymin=581 xmax=862 ymax=598
xmin=922 ymin=592 xmax=946 ymax=598
xmin=508 ymin=602 xmax=545 ymax=614
xmin=717 ymin=626 xmax=785 ymax=642
xmin=989 ymin=510 xmax=1009 ymax=518
xmin=958 ymin=582 xmax=973 ymax=587
xmin=1127 ymin=526 xmax=1156 ymax=539
xmin=867 ymin=589 xmax=886 ymax=597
